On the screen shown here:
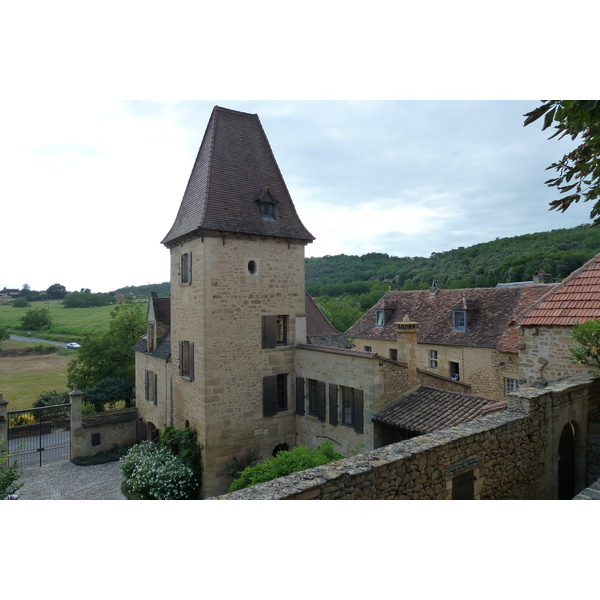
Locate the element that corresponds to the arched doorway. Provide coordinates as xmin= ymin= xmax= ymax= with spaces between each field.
xmin=558 ymin=422 xmax=576 ymax=500
xmin=272 ymin=443 xmax=288 ymax=456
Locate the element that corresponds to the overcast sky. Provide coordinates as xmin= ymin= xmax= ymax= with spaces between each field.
xmin=0 ymin=99 xmax=591 ymax=293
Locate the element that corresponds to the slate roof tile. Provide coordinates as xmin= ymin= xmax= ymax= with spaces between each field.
xmin=162 ymin=106 xmax=314 ymax=247
xmin=346 ymin=284 xmax=554 ymax=352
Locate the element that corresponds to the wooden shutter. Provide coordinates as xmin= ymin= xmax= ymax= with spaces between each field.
xmin=295 ymin=377 xmax=305 ymax=415
xmin=263 ymin=375 xmax=277 ymax=417
xmin=262 ymin=315 xmax=277 ymax=348
xmin=353 ymin=389 xmax=364 ymax=434
xmin=153 ymin=372 xmax=158 ymax=405
xmin=144 ymin=370 xmax=149 ymax=401
xmin=187 ymin=252 xmax=192 ymax=284
xmin=317 ymin=381 xmax=326 ymax=422
xmin=178 ymin=341 xmax=183 ymax=376
xmin=188 ymin=342 xmax=194 ymax=381
xmin=329 ymin=384 xmax=338 ymax=426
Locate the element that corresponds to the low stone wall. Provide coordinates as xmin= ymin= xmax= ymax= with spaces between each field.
xmin=71 ymin=408 xmax=139 ymax=457
xmin=215 ymin=377 xmax=600 ymax=500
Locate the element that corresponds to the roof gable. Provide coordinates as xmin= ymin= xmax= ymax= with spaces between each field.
xmin=518 ymin=253 xmax=600 ymax=326
xmin=162 ymin=106 xmax=315 ymax=247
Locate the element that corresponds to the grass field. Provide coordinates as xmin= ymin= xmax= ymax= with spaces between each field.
xmin=0 ymin=351 xmax=72 ymax=411
xmin=0 ymin=299 xmax=146 ymax=410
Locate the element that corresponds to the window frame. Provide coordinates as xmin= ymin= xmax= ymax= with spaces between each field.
xmin=375 ymin=310 xmax=385 ymax=328
xmin=262 ymin=315 xmax=289 ymax=348
xmin=389 ymin=348 xmax=398 ymax=361
xmin=453 ymin=310 xmax=467 ymax=331
xmin=179 ymin=251 xmax=192 ymax=285
xmin=505 ymin=378 xmax=520 ymax=395
xmin=145 ymin=369 xmax=158 ymax=405
xmin=429 ymin=349 xmax=438 ymax=369
xmin=179 ymin=340 xmax=194 ymax=381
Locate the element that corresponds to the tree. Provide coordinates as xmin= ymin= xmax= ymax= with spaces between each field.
xmin=570 ymin=320 xmax=600 ymax=370
xmin=67 ymin=300 xmax=146 ymax=391
xmin=19 ymin=308 xmax=52 ymax=331
xmin=0 ymin=324 xmax=9 ymax=351
xmin=524 ymin=100 xmax=600 ymax=223
xmin=85 ymin=377 xmax=135 ymax=411
xmin=46 ymin=283 xmax=68 ymax=299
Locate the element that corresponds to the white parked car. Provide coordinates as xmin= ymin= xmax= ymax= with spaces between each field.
xmin=66 ymin=342 xmax=81 ymax=349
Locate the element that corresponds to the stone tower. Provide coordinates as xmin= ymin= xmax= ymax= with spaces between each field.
xmin=161 ymin=106 xmax=315 ymax=496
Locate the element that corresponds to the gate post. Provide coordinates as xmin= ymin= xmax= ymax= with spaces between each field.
xmin=0 ymin=394 xmax=8 ymax=453
xmin=69 ymin=386 xmax=83 ymax=431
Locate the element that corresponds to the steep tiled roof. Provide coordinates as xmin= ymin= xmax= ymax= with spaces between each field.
xmin=305 ymin=292 xmax=354 ymax=349
xmin=373 ymin=386 xmax=506 ymax=435
xmin=345 ymin=285 xmax=555 ymax=352
xmin=518 ymin=253 xmax=600 ymax=326
xmin=162 ymin=106 xmax=315 ymax=247
xmin=149 ymin=292 xmax=170 ymax=324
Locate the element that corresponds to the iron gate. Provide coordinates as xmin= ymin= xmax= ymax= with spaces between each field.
xmin=7 ymin=404 xmax=71 ymax=468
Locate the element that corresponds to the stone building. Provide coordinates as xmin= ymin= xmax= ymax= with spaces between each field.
xmin=345 ymin=280 xmax=555 ymax=400
xmin=517 ymin=252 xmax=600 ymax=385
xmin=134 ymin=106 xmax=515 ymax=498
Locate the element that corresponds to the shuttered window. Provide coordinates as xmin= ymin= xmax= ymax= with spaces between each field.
xmin=179 ymin=340 xmax=194 ymax=381
xmin=263 ymin=374 xmax=288 ymax=416
xmin=329 ymin=384 xmax=338 ymax=426
xmin=341 ymin=386 xmax=364 ymax=434
xmin=179 ymin=252 xmax=192 ymax=284
xmin=295 ymin=377 xmax=305 ymax=415
xmin=262 ymin=315 xmax=288 ymax=348
xmin=144 ymin=370 xmax=158 ymax=405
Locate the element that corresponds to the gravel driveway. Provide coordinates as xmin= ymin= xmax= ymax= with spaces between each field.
xmin=14 ymin=460 xmax=127 ymax=500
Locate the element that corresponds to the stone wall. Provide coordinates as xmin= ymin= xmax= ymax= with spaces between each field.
xmin=169 ymin=234 xmax=307 ymax=497
xmin=349 ymin=336 xmax=519 ymax=401
xmin=518 ymin=325 xmax=597 ymax=385
xmin=215 ymin=377 xmax=600 ymax=500
xmin=71 ymin=409 xmax=139 ymax=457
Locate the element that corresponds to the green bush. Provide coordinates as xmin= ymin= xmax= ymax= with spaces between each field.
xmin=12 ymin=297 xmax=30 ymax=308
xmin=228 ymin=443 xmax=343 ymax=492
xmin=33 ymin=390 xmax=70 ymax=408
xmin=1 ymin=442 xmax=23 ymax=498
xmin=119 ymin=441 xmax=199 ymax=500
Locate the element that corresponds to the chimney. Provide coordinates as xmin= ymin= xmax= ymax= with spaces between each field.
xmin=430 ymin=280 xmax=440 ymax=297
xmin=394 ymin=315 xmax=419 ymax=387
xmin=533 ymin=270 xmax=553 ymax=284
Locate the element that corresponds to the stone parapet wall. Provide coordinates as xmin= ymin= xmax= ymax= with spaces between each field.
xmin=215 ymin=378 xmax=600 ymax=500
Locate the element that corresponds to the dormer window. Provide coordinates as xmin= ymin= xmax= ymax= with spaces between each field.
xmin=257 ymin=189 xmax=277 ymax=221
xmin=453 ymin=310 xmax=467 ymax=331
xmin=376 ymin=310 xmax=385 ymax=327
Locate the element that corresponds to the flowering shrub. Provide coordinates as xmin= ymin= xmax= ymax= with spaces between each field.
xmin=120 ymin=441 xmax=198 ymax=500
xmin=9 ymin=413 xmax=35 ymax=427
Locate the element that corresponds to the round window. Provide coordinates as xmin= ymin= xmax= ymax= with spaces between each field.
xmin=247 ymin=260 xmax=257 ymax=275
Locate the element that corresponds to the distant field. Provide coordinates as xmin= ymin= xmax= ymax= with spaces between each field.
xmin=0 ymin=299 xmax=147 ymax=340
xmin=0 ymin=299 xmax=146 ymax=410
xmin=0 ymin=352 xmax=72 ymax=411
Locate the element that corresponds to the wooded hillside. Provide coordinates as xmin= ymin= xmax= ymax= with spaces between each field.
xmin=112 ymin=225 xmax=600 ymax=332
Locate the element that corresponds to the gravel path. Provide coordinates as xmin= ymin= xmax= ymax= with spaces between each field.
xmin=15 ymin=460 xmax=127 ymax=500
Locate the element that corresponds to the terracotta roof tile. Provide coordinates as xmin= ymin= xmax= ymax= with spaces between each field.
xmin=373 ymin=386 xmax=506 ymax=434
xmin=345 ymin=284 xmax=554 ymax=353
xmin=518 ymin=254 xmax=600 ymax=326
xmin=162 ymin=106 xmax=314 ymax=247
